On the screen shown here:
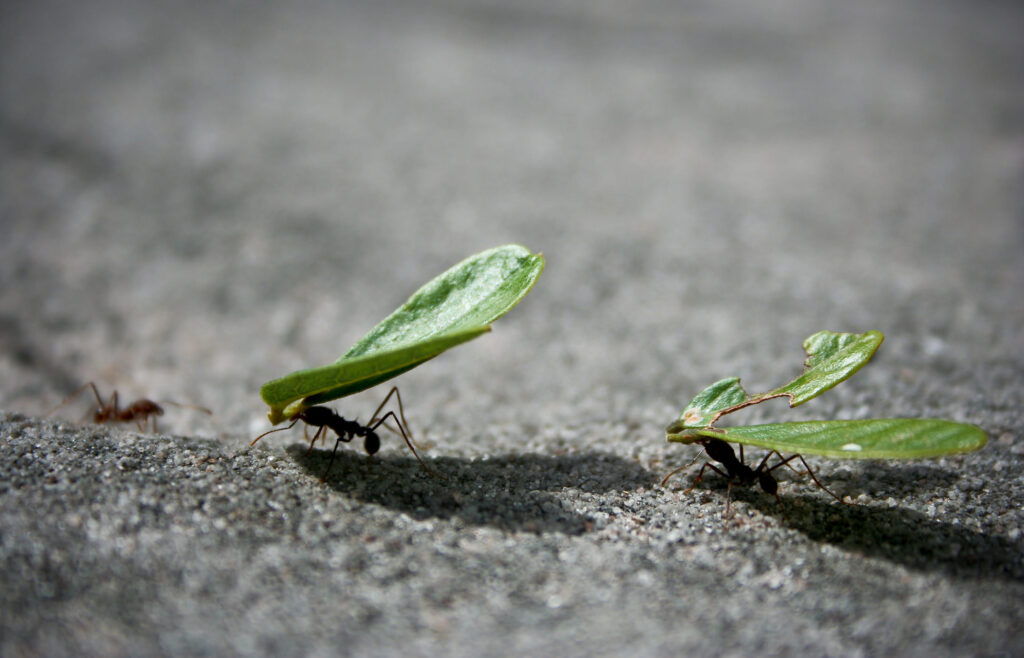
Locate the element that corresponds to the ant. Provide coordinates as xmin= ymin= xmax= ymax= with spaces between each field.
xmin=250 ymin=386 xmax=441 ymax=481
xmin=662 ymin=438 xmax=844 ymax=517
xmin=47 ymin=382 xmax=212 ymax=432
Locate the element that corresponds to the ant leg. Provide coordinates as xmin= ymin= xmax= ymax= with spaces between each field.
xmin=737 ymin=446 xmax=788 ymax=514
xmin=305 ymin=425 xmax=327 ymax=455
xmin=45 ymin=382 xmax=118 ymax=423
xmin=762 ymin=453 xmax=800 ymax=473
xmin=370 ymin=411 xmax=444 ymax=479
xmin=322 ymin=436 xmax=345 ymax=482
xmin=86 ymin=384 xmax=121 ymax=425
xmin=302 ymin=423 xmax=329 ymax=449
xmin=764 ymin=454 xmax=846 ymax=504
xmin=724 ymin=482 xmax=735 ymax=519
xmin=319 ymin=430 xmax=359 ymax=482
xmin=87 ymin=383 xmax=106 ymax=406
xmin=45 ymin=382 xmax=99 ymax=421
xmin=737 ymin=453 xmax=787 ymax=522
xmin=368 ymin=386 xmax=419 ymax=446
xmin=770 ymin=452 xmax=814 ymax=479
xmin=793 ymin=454 xmax=847 ymax=504
xmin=772 ymin=455 xmax=849 ymax=503
xmin=684 ymin=461 xmax=730 ymax=494
xmin=45 ymin=383 xmax=88 ymax=416
xmin=753 ymin=450 xmax=790 ymax=476
xmin=105 ymin=388 xmax=122 ymax=420
xmin=250 ymin=419 xmax=300 ymax=446
xmin=90 ymin=382 xmax=118 ymax=424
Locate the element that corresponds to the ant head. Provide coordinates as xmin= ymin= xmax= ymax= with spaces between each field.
xmin=758 ymin=471 xmax=778 ymax=496
xmin=363 ymin=431 xmax=380 ymax=455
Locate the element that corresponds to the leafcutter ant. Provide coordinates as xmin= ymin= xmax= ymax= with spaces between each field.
xmin=662 ymin=438 xmax=843 ymax=516
xmin=251 ymin=386 xmax=440 ymax=481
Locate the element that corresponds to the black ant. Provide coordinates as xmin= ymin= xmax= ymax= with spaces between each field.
xmin=250 ymin=387 xmax=441 ymax=481
xmin=47 ymin=382 xmax=211 ymax=432
xmin=662 ymin=438 xmax=844 ymax=516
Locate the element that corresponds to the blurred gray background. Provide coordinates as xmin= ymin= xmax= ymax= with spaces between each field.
xmin=1 ymin=1 xmax=1022 ymax=655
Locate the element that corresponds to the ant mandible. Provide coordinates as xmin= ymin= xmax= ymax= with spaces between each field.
xmin=48 ymin=382 xmax=211 ymax=432
xmin=250 ymin=386 xmax=441 ymax=481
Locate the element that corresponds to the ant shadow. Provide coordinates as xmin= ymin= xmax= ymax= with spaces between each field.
xmin=732 ymin=483 xmax=1024 ymax=582
xmin=288 ymin=445 xmax=657 ymax=535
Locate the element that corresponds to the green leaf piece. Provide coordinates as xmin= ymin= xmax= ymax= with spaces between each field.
xmin=770 ymin=330 xmax=884 ymax=406
xmin=343 ymin=244 xmax=545 ymax=359
xmin=261 ymin=327 xmax=489 ymax=421
xmin=668 ymin=377 xmax=749 ymax=432
xmin=261 ymin=244 xmax=544 ymax=423
xmin=671 ymin=418 xmax=987 ymax=459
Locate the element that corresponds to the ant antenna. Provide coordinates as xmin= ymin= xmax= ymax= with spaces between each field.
xmin=661 ymin=449 xmax=706 ymax=487
xmin=250 ymin=418 xmax=301 ymax=446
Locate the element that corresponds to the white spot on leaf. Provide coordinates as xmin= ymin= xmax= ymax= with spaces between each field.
xmin=682 ymin=409 xmax=703 ymax=425
xmin=841 ymin=443 xmax=862 ymax=452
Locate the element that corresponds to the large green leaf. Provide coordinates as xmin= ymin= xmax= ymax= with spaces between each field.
xmin=668 ymin=418 xmax=987 ymax=459
xmin=343 ymin=244 xmax=545 ymax=358
xmin=261 ymin=245 xmax=544 ymax=423
xmin=261 ymin=327 xmax=489 ymax=422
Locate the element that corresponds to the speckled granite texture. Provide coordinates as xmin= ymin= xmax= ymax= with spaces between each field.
xmin=1 ymin=1 xmax=1022 ymax=655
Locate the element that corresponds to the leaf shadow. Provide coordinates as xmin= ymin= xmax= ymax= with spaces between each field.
xmin=833 ymin=460 xmax=964 ymax=495
xmin=287 ymin=444 xmax=657 ymax=535
xmin=736 ymin=490 xmax=1024 ymax=582
xmin=675 ymin=446 xmax=1019 ymax=579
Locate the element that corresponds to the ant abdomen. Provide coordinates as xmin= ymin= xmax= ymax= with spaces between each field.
xmin=126 ymin=399 xmax=164 ymax=420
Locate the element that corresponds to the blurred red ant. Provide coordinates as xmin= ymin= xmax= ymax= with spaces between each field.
xmin=47 ymin=382 xmax=211 ymax=432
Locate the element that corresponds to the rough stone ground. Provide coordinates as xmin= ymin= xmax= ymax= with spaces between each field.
xmin=1 ymin=1 xmax=1022 ymax=655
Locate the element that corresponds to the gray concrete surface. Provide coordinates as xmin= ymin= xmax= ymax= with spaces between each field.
xmin=2 ymin=1 xmax=1022 ymax=655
